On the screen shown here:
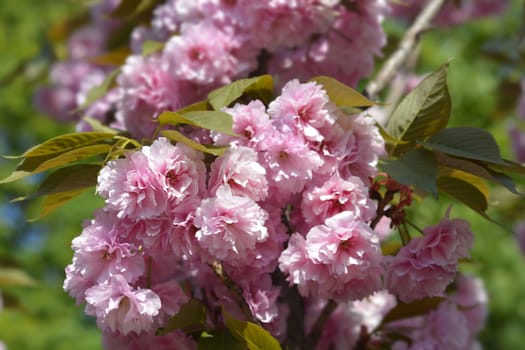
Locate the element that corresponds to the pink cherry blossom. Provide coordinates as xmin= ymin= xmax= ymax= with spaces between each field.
xmin=301 ymin=174 xmax=377 ymax=226
xmin=451 ymin=274 xmax=488 ymax=335
xmin=280 ymin=211 xmax=383 ymax=302
xmin=384 ymin=247 xmax=456 ymax=303
xmin=115 ymin=54 xmax=202 ymax=139
xmin=152 ymin=279 xmax=189 ymax=325
xmin=412 ymin=209 xmax=474 ymax=265
xmin=164 ymin=22 xmax=254 ymax=86
xmin=268 ymin=79 xmax=335 ymax=143
xmin=97 ymin=138 xmax=205 ymax=220
xmin=85 ymin=275 xmax=161 ymax=335
xmin=268 ymin=1 xmax=387 ymax=88
xmin=97 ymin=150 xmax=168 ymax=220
xmin=260 ymin=129 xmax=322 ymax=200
xmin=194 ymin=185 xmax=269 ymax=265
xmin=68 ymin=209 xmax=145 ymax=285
xmin=209 ymin=144 xmax=268 ymax=201
xmin=385 ymin=211 xmax=473 ymax=302
xmin=213 ymin=100 xmax=273 ymax=148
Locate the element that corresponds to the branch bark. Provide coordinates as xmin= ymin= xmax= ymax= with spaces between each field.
xmin=365 ymin=0 xmax=448 ymax=100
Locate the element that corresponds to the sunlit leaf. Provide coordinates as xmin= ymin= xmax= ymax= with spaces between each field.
xmin=487 ymin=159 xmax=525 ymax=175
xmin=176 ymin=100 xmax=209 ymax=114
xmin=208 ymin=75 xmax=273 ymax=110
xmin=423 ymin=127 xmax=505 ymax=165
xmin=1 ymin=144 xmax=111 ymax=184
xmin=435 ymin=152 xmax=520 ymax=195
xmin=7 ymin=132 xmax=115 ymax=159
xmin=89 ymin=47 xmax=130 ymax=66
xmin=224 ymin=311 xmax=282 ymax=350
xmin=162 ymin=130 xmax=228 ymax=156
xmin=437 ymin=169 xmax=491 ymax=219
xmin=80 ymin=117 xmax=120 ymax=134
xmin=31 ymin=188 xmax=89 ymax=221
xmin=386 ymin=62 xmax=451 ymax=155
xmin=0 ymin=267 xmax=37 ymax=287
xmin=310 ymin=76 xmax=375 ymax=107
xmin=13 ymin=164 xmax=101 ymax=201
xmin=159 ymin=110 xmax=238 ymax=136
xmin=380 ymin=149 xmax=438 ymax=196
xmin=142 ymin=40 xmax=165 ymax=56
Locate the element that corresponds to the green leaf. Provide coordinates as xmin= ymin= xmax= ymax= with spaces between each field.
xmin=159 ymin=110 xmax=238 ymax=136
xmin=381 ymin=297 xmax=445 ymax=325
xmin=7 ymin=132 xmax=115 ymax=159
xmin=0 ymin=267 xmax=37 ymax=287
xmin=89 ymin=47 xmax=130 ymax=66
xmin=80 ymin=117 xmax=120 ymax=134
xmin=310 ymin=76 xmax=375 ymax=107
xmin=386 ymin=62 xmax=451 ymax=155
xmin=422 ymin=127 xmax=506 ymax=165
xmin=1 ymin=144 xmax=111 ymax=184
xmin=380 ymin=149 xmax=438 ymax=196
xmin=486 ymin=159 xmax=525 ymax=175
xmin=110 ymin=0 xmax=157 ymax=18
xmin=176 ymin=100 xmax=210 ymax=114
xmin=208 ymin=75 xmax=273 ymax=110
xmin=198 ymin=330 xmax=245 ymax=350
xmin=161 ymin=130 xmax=229 ymax=156
xmin=437 ymin=170 xmax=491 ymax=219
xmin=31 ymin=188 xmax=89 ymax=221
xmin=435 ymin=152 xmax=520 ymax=195
xmin=224 ymin=311 xmax=282 ymax=350
xmin=142 ymin=40 xmax=165 ymax=56
xmin=157 ymin=299 xmax=207 ymax=336
xmin=78 ymin=68 xmax=121 ymax=110
xmin=13 ymin=164 xmax=101 ymax=201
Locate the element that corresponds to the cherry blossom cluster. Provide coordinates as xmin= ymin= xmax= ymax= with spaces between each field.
xmin=63 ymin=79 xmax=479 ymax=348
xmin=35 ymin=0 xmax=388 ymax=139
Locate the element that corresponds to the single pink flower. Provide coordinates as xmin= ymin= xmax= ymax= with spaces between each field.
xmin=85 ymin=275 xmax=161 ymax=335
xmin=209 ymin=144 xmax=268 ymax=201
xmin=194 ymin=185 xmax=269 ymax=265
xmin=301 ymin=174 xmax=376 ymax=226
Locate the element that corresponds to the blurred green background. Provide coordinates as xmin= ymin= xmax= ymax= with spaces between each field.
xmin=0 ymin=1 xmax=524 ymax=349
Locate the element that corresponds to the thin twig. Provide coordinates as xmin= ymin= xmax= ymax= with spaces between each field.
xmin=366 ymin=0 xmax=448 ymax=100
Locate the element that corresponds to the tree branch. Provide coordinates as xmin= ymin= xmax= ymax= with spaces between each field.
xmin=365 ymin=0 xmax=448 ymax=100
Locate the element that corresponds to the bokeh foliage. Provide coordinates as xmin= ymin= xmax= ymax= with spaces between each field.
xmin=0 ymin=1 xmax=524 ymax=349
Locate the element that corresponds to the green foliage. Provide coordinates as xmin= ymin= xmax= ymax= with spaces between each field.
xmin=159 ymin=110 xmax=239 ymax=136
xmin=381 ymin=149 xmax=438 ymax=196
xmin=157 ymin=299 xmax=207 ymax=335
xmin=423 ymin=127 xmax=505 ymax=165
xmin=0 ymin=267 xmax=36 ymax=287
xmin=381 ymin=297 xmax=445 ymax=325
xmin=198 ymin=329 xmax=246 ymax=350
xmin=386 ymin=62 xmax=451 ymax=155
xmin=310 ymin=76 xmax=376 ymax=107
xmin=224 ymin=311 xmax=282 ymax=350
xmin=381 ymin=62 xmax=524 ymax=220
xmin=161 ymin=130 xmax=229 ymax=156
xmin=208 ymin=75 xmax=274 ymax=110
